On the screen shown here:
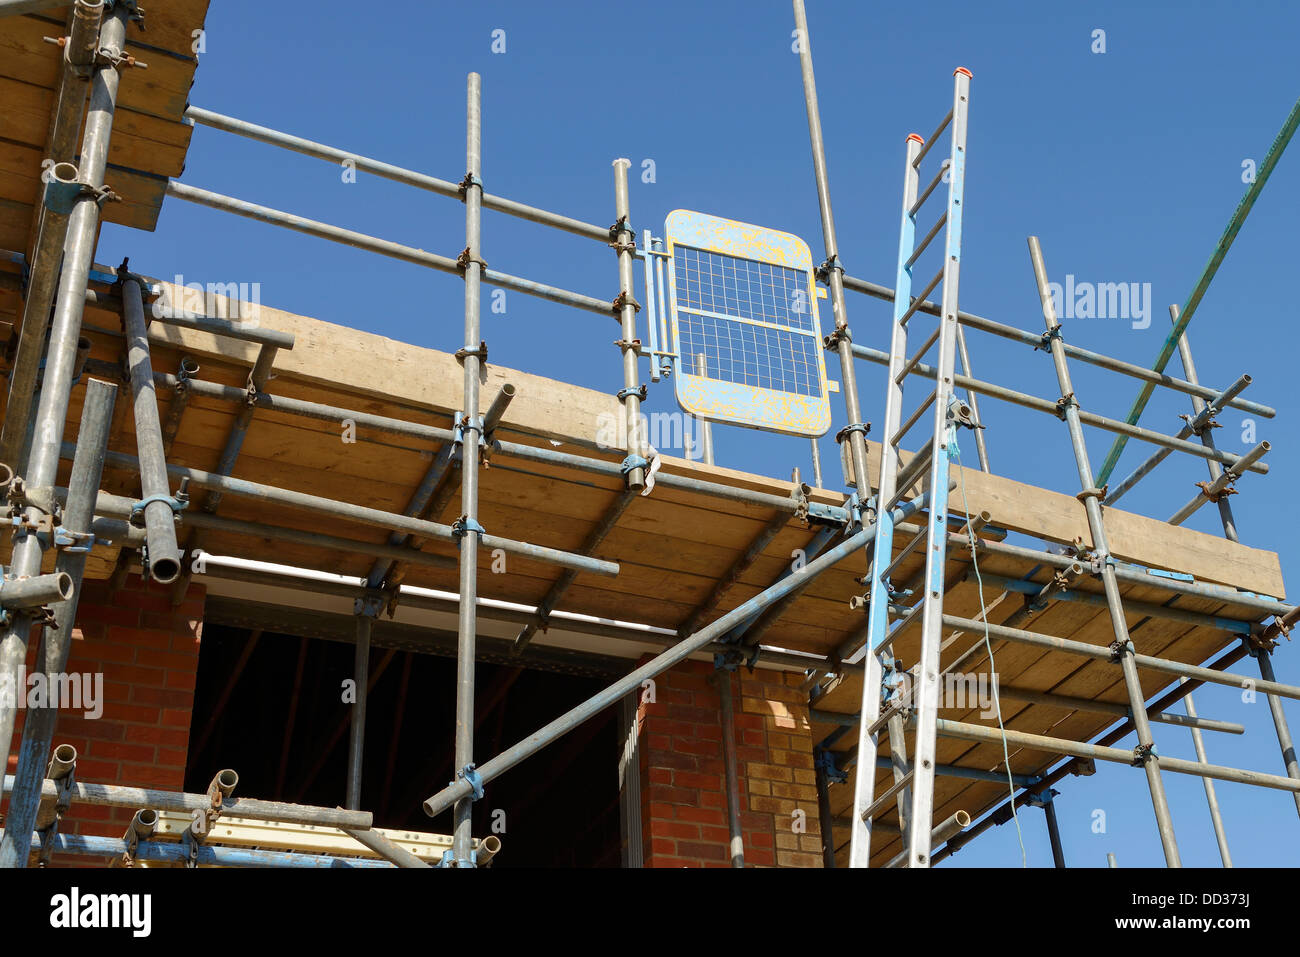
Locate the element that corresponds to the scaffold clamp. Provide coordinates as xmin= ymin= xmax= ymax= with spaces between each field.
xmin=451 ymin=516 xmax=485 ymax=543
xmin=620 ymin=453 xmax=649 ymax=476
xmin=611 ymin=290 xmax=641 ymax=315
xmin=129 ymin=490 xmax=189 ymax=528
xmin=616 ymin=385 xmax=647 ymax=403
xmin=457 ymin=172 xmax=483 ymax=198
xmin=835 ymin=421 xmax=870 ymax=444
xmin=823 ymin=326 xmax=852 ymax=350
xmin=452 ymin=411 xmax=485 ymax=448
xmin=815 ymin=254 xmax=844 ymax=284
xmin=1132 ymin=742 xmax=1158 ymax=765
xmin=454 ymin=340 xmax=489 ymax=364
xmin=456 ymin=764 xmax=485 ymax=801
xmin=815 ymin=749 xmax=847 ymax=785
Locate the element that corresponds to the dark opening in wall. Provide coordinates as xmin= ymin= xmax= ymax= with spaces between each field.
xmin=185 ymin=619 xmax=625 ymax=867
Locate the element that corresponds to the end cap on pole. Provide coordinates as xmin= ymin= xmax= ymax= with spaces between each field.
xmin=907 ymin=133 xmax=925 ymax=145
xmin=954 ymin=67 xmax=973 ymax=78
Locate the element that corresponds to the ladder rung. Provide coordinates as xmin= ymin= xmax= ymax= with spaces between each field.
xmin=891 ymin=388 xmax=937 ymax=447
xmin=881 ymin=525 xmax=929 ymax=581
xmin=861 ymin=767 xmax=916 ymax=822
xmin=909 ymin=160 xmax=950 ymax=218
xmin=905 ymin=211 xmax=948 ymax=270
xmin=911 ymin=109 xmax=953 ymax=168
xmin=889 ymin=439 xmax=935 ymax=505
xmin=896 ymin=324 xmax=942 ymax=384
xmin=867 ymin=699 xmax=909 ymax=738
xmin=898 ymin=268 xmax=944 ymax=326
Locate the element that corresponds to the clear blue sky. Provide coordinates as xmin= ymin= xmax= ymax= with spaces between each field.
xmin=100 ymin=0 xmax=1300 ymax=867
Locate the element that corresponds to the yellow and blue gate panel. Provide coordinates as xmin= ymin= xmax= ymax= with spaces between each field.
xmin=664 ymin=209 xmax=832 ymax=438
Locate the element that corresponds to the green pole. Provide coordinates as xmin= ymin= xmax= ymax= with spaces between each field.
xmin=1097 ymin=94 xmax=1300 ymax=486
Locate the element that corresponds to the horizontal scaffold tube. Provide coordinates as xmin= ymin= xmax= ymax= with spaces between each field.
xmin=839 ymin=273 xmax=1275 ymax=419
xmin=83 ymin=288 xmax=297 ymax=349
xmin=0 ymin=773 xmax=373 ymax=829
xmin=850 ymin=343 xmax=1267 ymax=475
xmin=23 ymin=832 xmax=392 ymax=868
xmin=143 ymin=372 xmax=830 ymax=517
xmin=69 ymin=445 xmax=619 ymax=578
xmin=928 ymin=717 xmax=1300 ymax=794
xmin=165 ymin=181 xmax=612 ymax=316
xmin=941 ymin=614 xmax=1300 ymax=702
xmin=184 ymin=105 xmax=611 ymax=242
xmin=422 ymin=488 xmax=936 ymax=819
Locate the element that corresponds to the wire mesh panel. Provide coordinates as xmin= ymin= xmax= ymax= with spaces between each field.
xmin=664 ymin=210 xmax=831 ymax=437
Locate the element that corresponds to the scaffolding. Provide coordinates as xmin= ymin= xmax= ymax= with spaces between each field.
xmin=0 ymin=0 xmax=1297 ymax=868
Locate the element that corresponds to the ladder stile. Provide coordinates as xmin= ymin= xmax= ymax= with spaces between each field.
xmin=847 ymin=130 xmax=923 ymax=869
xmin=850 ymin=67 xmax=973 ymax=869
xmin=906 ymin=66 xmax=972 ymax=869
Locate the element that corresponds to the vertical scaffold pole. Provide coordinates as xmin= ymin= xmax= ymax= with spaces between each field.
xmin=450 ymin=71 xmax=484 ymax=868
xmin=0 ymin=3 xmax=133 ymax=780
xmin=792 ymin=0 xmax=888 ymax=867
xmin=1170 ymin=310 xmax=1300 ymax=818
xmin=612 ymin=159 xmax=645 ymax=489
xmin=0 ymin=377 xmax=117 ymax=868
xmin=346 ymin=603 xmax=374 ymax=811
xmin=1027 ymin=235 xmax=1181 ymax=868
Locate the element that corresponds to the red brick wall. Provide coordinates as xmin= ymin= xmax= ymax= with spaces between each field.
xmin=7 ymin=576 xmax=204 ymax=850
xmin=636 ymin=658 xmax=822 ymax=868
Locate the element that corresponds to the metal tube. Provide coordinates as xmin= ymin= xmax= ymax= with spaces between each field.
xmin=717 ymin=667 xmax=745 ymax=867
xmin=814 ymin=751 xmax=836 ymax=868
xmin=1255 ymin=651 xmax=1300 ymax=819
xmin=423 ymin=488 xmax=934 ymax=818
xmin=791 ymin=0 xmax=873 ymax=550
xmin=613 ymin=159 xmax=646 ymax=489
xmin=1103 ymin=369 xmax=1252 ymax=506
xmin=346 ymin=612 xmax=372 ymax=811
xmin=85 ymin=446 xmax=619 ymax=577
xmin=449 ymin=72 xmax=484 ymax=868
xmin=80 ymin=485 xmax=457 ymax=572
xmin=1042 ymin=795 xmax=1066 ymax=868
xmin=0 ymin=3 xmax=130 ymax=791
xmin=0 ymin=774 xmax=373 ymax=829
xmin=341 ymin=826 xmax=431 ymax=869
xmin=6 ymin=0 xmax=111 ymax=469
xmin=164 ymin=180 xmax=612 ymax=317
xmin=0 ymin=381 xmax=114 ymax=868
xmin=183 ymin=105 xmax=609 ymax=242
xmin=883 ymin=810 xmax=969 ymax=868
xmin=694 ymin=354 xmax=715 ymax=465
xmin=1168 ymin=307 xmax=1240 ymax=538
xmin=849 ymin=343 xmax=1268 ymax=475
xmin=109 ymin=369 xmax=830 ymax=518
xmin=838 ymin=273 xmax=1276 ymax=419
xmin=1179 ymin=681 xmax=1232 ymax=866
xmin=121 ymin=275 xmax=184 ymax=582
xmin=974 ymin=570 xmax=1255 ymax=635
xmin=929 ymin=716 xmax=1300 ymax=793
xmin=82 ymin=287 xmax=298 ymax=349
xmin=942 ymin=613 xmax=1300 ymax=702
xmin=1168 ymin=441 xmax=1270 ymax=525
xmin=0 ymin=573 xmax=73 ymax=609
xmin=31 ymin=832 xmax=393 ymax=868
xmin=1028 ymin=235 xmax=1180 ymax=867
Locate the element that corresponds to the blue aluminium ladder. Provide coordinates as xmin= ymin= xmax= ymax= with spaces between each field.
xmin=848 ymin=67 xmax=975 ymax=869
